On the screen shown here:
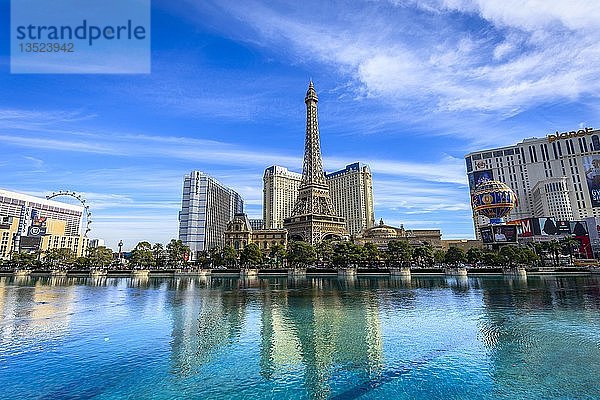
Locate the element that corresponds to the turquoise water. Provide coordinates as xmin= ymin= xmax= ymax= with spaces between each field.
xmin=1 ymin=275 xmax=600 ymax=399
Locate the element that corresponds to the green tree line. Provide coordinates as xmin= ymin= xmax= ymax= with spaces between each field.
xmin=2 ymin=239 xmax=191 ymax=270
xmin=2 ymin=236 xmax=584 ymax=270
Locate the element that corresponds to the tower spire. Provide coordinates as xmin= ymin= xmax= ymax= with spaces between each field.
xmin=284 ymin=81 xmax=348 ymax=244
xmin=302 ymin=80 xmax=325 ymax=186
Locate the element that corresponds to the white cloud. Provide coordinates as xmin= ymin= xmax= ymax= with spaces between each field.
xmin=190 ymin=0 xmax=600 ymax=117
xmin=437 ymin=0 xmax=600 ymax=31
xmin=0 ymin=110 xmax=468 ymax=187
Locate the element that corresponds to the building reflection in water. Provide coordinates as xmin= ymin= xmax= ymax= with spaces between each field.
xmin=168 ymin=276 xmax=384 ymax=399
xmin=169 ymin=277 xmax=249 ymax=376
xmin=0 ymin=277 xmax=78 ymax=347
xmin=4 ymin=274 xmax=600 ymax=398
xmin=260 ymin=279 xmax=383 ymax=399
xmin=0 ymin=275 xmax=180 ymax=351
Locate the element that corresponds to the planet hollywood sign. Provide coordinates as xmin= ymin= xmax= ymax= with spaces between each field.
xmin=547 ymin=127 xmax=594 ymax=143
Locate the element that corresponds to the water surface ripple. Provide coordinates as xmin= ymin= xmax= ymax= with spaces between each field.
xmin=1 ymin=275 xmax=600 ymax=399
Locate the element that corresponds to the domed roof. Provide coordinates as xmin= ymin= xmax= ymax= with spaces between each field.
xmin=362 ymin=219 xmax=403 ymax=238
xmin=471 ymin=180 xmax=517 ymax=220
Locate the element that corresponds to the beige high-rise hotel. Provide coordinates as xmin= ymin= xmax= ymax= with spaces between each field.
xmin=465 ymin=127 xmax=600 ymax=238
xmin=263 ymin=162 xmax=375 ymax=236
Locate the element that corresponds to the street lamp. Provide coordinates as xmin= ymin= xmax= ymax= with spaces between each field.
xmin=118 ymin=240 xmax=123 ymax=263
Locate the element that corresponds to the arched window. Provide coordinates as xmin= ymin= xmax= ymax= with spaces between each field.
xmin=234 ymin=241 xmax=240 ymax=250
xmin=593 ymin=135 xmax=600 ymax=151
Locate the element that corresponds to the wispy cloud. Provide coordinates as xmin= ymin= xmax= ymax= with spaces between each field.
xmin=22 ymin=156 xmax=45 ymax=171
xmin=0 ymin=110 xmax=468 ymax=185
xmin=188 ymin=0 xmax=600 ymax=118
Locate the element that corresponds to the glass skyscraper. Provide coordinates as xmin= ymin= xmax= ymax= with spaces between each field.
xmin=178 ymin=171 xmax=243 ymax=259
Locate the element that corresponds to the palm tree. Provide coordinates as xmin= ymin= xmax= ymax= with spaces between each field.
xmin=546 ymin=240 xmax=562 ymax=267
xmin=533 ymin=242 xmax=547 ymax=266
xmin=560 ymin=236 xmax=580 ymax=266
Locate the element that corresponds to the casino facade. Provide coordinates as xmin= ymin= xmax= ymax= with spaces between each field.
xmin=0 ymin=189 xmax=88 ymax=260
xmin=465 ymin=127 xmax=600 ymax=256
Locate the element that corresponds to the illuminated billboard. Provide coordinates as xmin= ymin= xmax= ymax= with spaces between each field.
xmin=538 ymin=217 xmax=559 ymax=235
xmin=508 ymin=218 xmax=534 ymax=237
xmin=28 ymin=209 xmax=47 ymax=236
xmin=28 ymin=226 xmax=46 ymax=236
xmin=556 ymin=220 xmax=571 ymax=234
xmin=19 ymin=236 xmax=41 ymax=251
xmin=584 ymin=156 xmax=600 ymax=207
xmin=575 ymin=236 xmax=593 ymax=259
xmin=480 ymin=225 xmax=517 ymax=244
xmin=480 ymin=227 xmax=493 ymax=244
xmin=493 ymin=225 xmax=517 ymax=243
xmin=570 ymin=221 xmax=588 ymax=236
xmin=470 ymin=169 xmax=494 ymax=190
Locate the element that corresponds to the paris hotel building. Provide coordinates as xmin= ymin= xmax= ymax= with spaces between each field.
xmin=263 ymin=163 xmax=375 ymax=236
xmin=465 ymin=127 xmax=600 ymax=237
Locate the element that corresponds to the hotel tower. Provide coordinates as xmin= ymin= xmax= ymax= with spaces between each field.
xmin=465 ymin=127 xmax=600 ymax=237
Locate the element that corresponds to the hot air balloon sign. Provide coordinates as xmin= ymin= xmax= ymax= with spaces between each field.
xmin=471 ymin=180 xmax=518 ymax=224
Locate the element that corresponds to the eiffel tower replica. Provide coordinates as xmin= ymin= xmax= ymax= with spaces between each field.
xmin=284 ymin=81 xmax=348 ymax=244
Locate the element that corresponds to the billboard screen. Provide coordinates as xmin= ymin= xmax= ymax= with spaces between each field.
xmin=570 ymin=221 xmax=588 ymax=236
xmin=509 ymin=218 xmax=535 ymax=237
xmin=538 ymin=217 xmax=559 ymax=235
xmin=584 ymin=156 xmax=600 ymax=207
xmin=576 ymin=236 xmax=593 ymax=258
xmin=556 ymin=220 xmax=571 ymax=234
xmin=493 ymin=225 xmax=518 ymax=243
xmin=19 ymin=236 xmax=41 ymax=251
xmin=480 ymin=225 xmax=517 ymax=244
xmin=470 ymin=169 xmax=494 ymax=190
xmin=584 ymin=217 xmax=600 ymax=241
xmin=28 ymin=226 xmax=47 ymax=236
xmin=480 ymin=227 xmax=493 ymax=244
xmin=24 ymin=209 xmax=48 ymax=236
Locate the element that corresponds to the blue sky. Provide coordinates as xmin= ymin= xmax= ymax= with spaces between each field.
xmin=2 ymin=0 xmax=600 ymax=250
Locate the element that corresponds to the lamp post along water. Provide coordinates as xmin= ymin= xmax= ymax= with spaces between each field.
xmin=118 ymin=240 xmax=123 ymax=265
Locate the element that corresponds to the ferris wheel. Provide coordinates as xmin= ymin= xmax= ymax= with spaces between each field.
xmin=46 ymin=191 xmax=92 ymax=237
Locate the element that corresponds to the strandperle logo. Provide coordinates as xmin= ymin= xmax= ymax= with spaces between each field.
xmin=15 ymin=20 xmax=147 ymax=46
xmin=11 ymin=0 xmax=150 ymax=74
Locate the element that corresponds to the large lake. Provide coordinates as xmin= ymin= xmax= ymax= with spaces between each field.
xmin=1 ymin=274 xmax=600 ymax=399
